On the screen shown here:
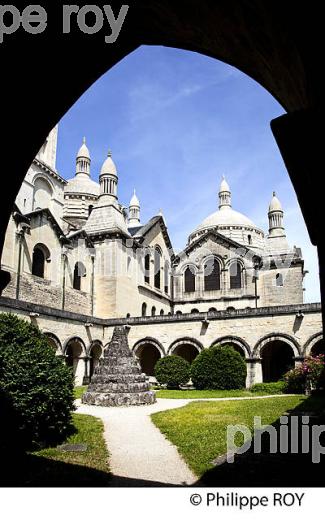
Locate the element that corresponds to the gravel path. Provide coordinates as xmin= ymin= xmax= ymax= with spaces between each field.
xmin=76 ymin=394 xmax=294 ymax=486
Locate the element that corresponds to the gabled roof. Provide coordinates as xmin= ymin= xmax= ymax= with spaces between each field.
xmin=178 ymin=228 xmax=261 ymax=261
xmin=25 ymin=208 xmax=66 ymax=241
xmin=132 ymin=215 xmax=173 ymax=253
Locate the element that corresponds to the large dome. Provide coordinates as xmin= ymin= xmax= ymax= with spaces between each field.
xmin=64 ymin=174 xmax=100 ymax=197
xmin=188 ymin=177 xmax=265 ymax=250
xmin=195 ymin=206 xmax=256 ymax=231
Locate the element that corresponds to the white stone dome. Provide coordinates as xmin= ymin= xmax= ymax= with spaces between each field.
xmin=130 ymin=190 xmax=140 ymax=207
xmin=64 ymin=175 xmax=100 ymax=197
xmin=269 ymin=192 xmax=283 ymax=212
xmin=220 ymin=177 xmax=230 ymax=192
xmin=189 ymin=205 xmax=265 ymax=250
xmin=101 ymin=151 xmax=117 ymax=176
xmin=77 ymin=138 xmax=90 ymax=160
xmin=196 ymin=206 xmax=256 ymax=230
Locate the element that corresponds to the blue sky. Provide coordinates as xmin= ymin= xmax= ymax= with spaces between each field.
xmin=57 ymin=45 xmax=320 ymax=303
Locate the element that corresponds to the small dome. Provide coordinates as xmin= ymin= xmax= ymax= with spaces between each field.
xmin=77 ymin=137 xmax=90 ymax=160
xmin=130 ymin=189 xmax=140 ymax=207
xmin=220 ymin=176 xmax=230 ymax=192
xmin=100 ymin=150 xmax=117 ymax=176
xmin=269 ymin=192 xmax=283 ymax=212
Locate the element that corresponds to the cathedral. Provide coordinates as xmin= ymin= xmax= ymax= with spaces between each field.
xmin=0 ymin=127 xmax=322 ymax=386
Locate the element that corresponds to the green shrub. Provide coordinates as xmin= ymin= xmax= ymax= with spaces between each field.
xmin=283 ymin=355 xmax=325 ymax=394
xmin=154 ymin=355 xmax=191 ymax=389
xmin=283 ymin=367 xmax=305 ymax=393
xmin=0 ymin=313 xmax=75 ymax=450
xmin=250 ymin=381 xmax=286 ymax=394
xmin=191 ymin=345 xmax=247 ymax=390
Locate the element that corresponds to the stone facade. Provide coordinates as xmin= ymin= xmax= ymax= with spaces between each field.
xmin=0 ymin=128 xmax=322 ymax=387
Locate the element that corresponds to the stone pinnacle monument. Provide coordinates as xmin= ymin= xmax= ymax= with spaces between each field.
xmin=82 ymin=326 xmax=156 ymax=406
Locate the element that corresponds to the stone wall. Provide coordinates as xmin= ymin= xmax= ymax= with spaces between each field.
xmin=0 ymin=296 xmax=322 ymax=386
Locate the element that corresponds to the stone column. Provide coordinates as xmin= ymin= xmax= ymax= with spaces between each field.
xmin=294 ymin=356 xmax=304 ymax=368
xmin=271 ymin=109 xmax=324 ymax=334
xmin=82 ymin=356 xmax=90 ymax=385
xmin=248 ymin=358 xmax=263 ymax=385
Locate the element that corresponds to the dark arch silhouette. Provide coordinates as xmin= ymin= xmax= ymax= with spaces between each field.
xmin=0 ymin=2 xmax=324 ymax=333
xmin=169 ymin=337 xmax=203 ymax=364
xmin=260 ymin=340 xmax=295 ymax=382
xmin=133 ymin=338 xmax=165 ymax=377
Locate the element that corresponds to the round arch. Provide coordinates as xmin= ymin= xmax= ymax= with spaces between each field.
xmin=303 ymin=332 xmax=324 ymax=356
xmin=210 ymin=336 xmax=251 ymax=358
xmin=88 ymin=340 xmax=103 ymax=379
xmin=63 ymin=336 xmax=87 ymax=356
xmin=168 ymin=337 xmax=203 ymax=364
xmin=33 ymin=175 xmax=54 ymax=211
xmin=1 ymin=3 xmax=322 ymax=319
xmin=253 ymin=333 xmax=301 ymax=358
xmin=43 ymin=332 xmax=62 ymax=355
xmin=132 ymin=337 xmax=165 ymax=377
xmin=254 ymin=334 xmax=299 ymax=383
xmin=64 ymin=336 xmax=86 ymax=386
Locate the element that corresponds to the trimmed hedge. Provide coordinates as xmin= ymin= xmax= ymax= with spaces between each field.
xmin=154 ymin=355 xmax=191 ymax=389
xmin=0 ymin=313 xmax=75 ymax=450
xmin=191 ymin=345 xmax=247 ymax=390
xmin=250 ymin=381 xmax=286 ymax=394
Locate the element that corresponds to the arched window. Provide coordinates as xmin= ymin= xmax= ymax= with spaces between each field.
xmin=176 ymin=311 xmax=183 ymax=316
xmin=191 ymin=309 xmax=199 ymax=314
xmin=126 ymin=313 xmax=131 ymax=318
xmin=160 ymin=309 xmax=164 ymax=316
xmin=73 ymin=262 xmax=86 ymax=291
xmin=142 ymin=302 xmax=147 ymax=317
xmin=276 ymin=273 xmax=284 ymax=287
xmin=154 ymin=247 xmax=162 ymax=289
xmin=144 ymin=253 xmax=150 ymax=284
xmin=204 ymin=258 xmax=221 ymax=291
xmin=164 ymin=260 xmax=170 ymax=294
xmin=32 ymin=245 xmax=49 ymax=278
xmin=208 ymin=307 xmax=217 ymax=313
xmin=248 ymin=234 xmax=252 ymax=245
xmin=33 ymin=177 xmax=53 ymax=210
xmin=151 ymin=306 xmax=156 ymax=316
xmin=230 ymin=261 xmax=242 ymax=289
xmin=184 ymin=266 xmax=195 ymax=293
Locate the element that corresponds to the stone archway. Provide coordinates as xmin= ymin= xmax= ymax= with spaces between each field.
xmin=310 ymin=338 xmax=325 ymax=356
xmin=44 ymin=332 xmax=62 ymax=356
xmin=260 ymin=340 xmax=295 ymax=382
xmin=89 ymin=342 xmax=103 ymax=380
xmin=133 ymin=339 xmax=165 ymax=377
xmin=169 ymin=338 xmax=202 ymax=364
xmin=304 ymin=333 xmax=324 ymax=356
xmin=211 ymin=336 xmax=251 ymax=358
xmin=64 ymin=337 xmax=86 ymax=386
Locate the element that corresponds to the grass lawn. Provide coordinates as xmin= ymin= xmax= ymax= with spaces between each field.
xmin=74 ymin=385 xmax=88 ymax=399
xmin=155 ymin=389 xmax=289 ymax=399
xmin=151 ymin=395 xmax=325 ymax=479
xmin=3 ymin=413 xmax=111 ymax=486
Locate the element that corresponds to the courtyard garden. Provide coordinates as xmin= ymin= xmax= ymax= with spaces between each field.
xmin=1 ymin=313 xmax=324 ymax=486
